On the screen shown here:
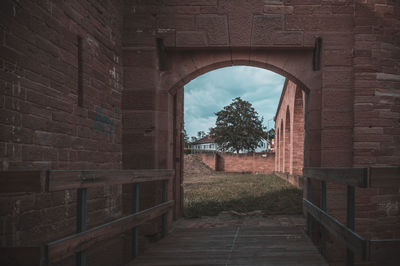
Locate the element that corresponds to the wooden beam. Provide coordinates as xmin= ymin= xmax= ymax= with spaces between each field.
xmin=303 ymin=199 xmax=366 ymax=259
xmin=48 ymin=169 xmax=174 ymax=191
xmin=0 ymin=171 xmax=46 ymax=193
xmin=46 ymin=200 xmax=174 ymax=264
xmin=302 ymin=168 xmax=368 ymax=187
xmin=0 ymin=247 xmax=42 ymax=266
xmin=368 ymin=239 xmax=400 ymax=263
xmin=368 ymin=167 xmax=400 ymax=188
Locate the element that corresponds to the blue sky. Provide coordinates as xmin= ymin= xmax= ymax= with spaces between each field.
xmin=184 ymin=66 xmax=285 ymax=138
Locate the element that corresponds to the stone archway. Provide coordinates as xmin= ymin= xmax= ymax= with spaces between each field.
xmin=155 ymin=49 xmax=321 ymax=219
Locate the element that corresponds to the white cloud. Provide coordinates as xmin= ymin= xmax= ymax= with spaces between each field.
xmin=184 ymin=66 xmax=285 ymax=137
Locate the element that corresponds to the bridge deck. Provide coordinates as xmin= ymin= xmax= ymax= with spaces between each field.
xmin=129 ymin=215 xmax=327 ymax=266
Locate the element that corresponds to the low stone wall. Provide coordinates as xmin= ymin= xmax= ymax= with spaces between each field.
xmin=198 ymin=153 xmax=275 ymax=174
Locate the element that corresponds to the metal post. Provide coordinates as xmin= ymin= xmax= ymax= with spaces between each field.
xmin=321 ymin=181 xmax=327 ymax=258
xmin=346 ymin=185 xmax=355 ymax=266
xmin=307 ymin=178 xmax=312 ymax=236
xmin=132 ymin=183 xmax=139 ymax=259
xmin=76 ymin=188 xmax=87 ymax=266
xmin=162 ymin=180 xmax=167 ymax=237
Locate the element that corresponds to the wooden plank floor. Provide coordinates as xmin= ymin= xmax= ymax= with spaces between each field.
xmin=128 ymin=215 xmax=327 ymax=266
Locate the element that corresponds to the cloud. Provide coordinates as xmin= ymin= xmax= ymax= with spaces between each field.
xmin=184 ymin=66 xmax=285 ymax=137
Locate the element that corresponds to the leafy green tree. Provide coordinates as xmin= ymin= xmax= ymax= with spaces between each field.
xmin=210 ymin=97 xmax=265 ymax=153
xmin=182 ymin=128 xmax=190 ymax=148
xmin=197 ymin=131 xmax=206 ymax=139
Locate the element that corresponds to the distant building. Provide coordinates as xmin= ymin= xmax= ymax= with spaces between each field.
xmin=191 ymin=134 xmax=272 ymax=153
xmin=190 ymin=135 xmax=218 ymax=151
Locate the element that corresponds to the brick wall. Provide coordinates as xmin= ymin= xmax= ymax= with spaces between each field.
xmin=0 ymin=0 xmax=126 ymax=265
xmin=1 ymin=0 xmax=399 ymax=265
xmin=275 ymin=80 xmax=305 ymax=176
xmin=198 ymin=153 xmax=275 ymax=174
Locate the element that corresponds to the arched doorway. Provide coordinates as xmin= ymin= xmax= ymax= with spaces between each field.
xmin=160 ymin=49 xmax=320 ymax=218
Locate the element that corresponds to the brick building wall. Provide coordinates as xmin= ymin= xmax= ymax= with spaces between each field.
xmin=0 ymin=1 xmax=127 ymax=265
xmin=1 ymin=0 xmax=399 ymax=265
xmin=275 ymin=80 xmax=305 ymax=176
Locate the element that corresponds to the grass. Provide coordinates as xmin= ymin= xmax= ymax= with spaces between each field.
xmin=183 ymin=173 xmax=303 ymax=218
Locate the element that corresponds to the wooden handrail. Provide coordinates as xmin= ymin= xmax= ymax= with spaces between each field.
xmin=368 ymin=239 xmax=400 ymax=262
xmin=48 ymin=169 xmax=175 ymax=191
xmin=303 ymin=165 xmax=400 ymax=265
xmin=0 ymin=169 xmax=175 ymax=193
xmin=0 ymin=168 xmax=175 ymax=266
xmin=368 ymin=167 xmax=400 ymax=188
xmin=46 ymin=200 xmax=174 ymax=264
xmin=303 ymin=167 xmax=368 ymax=187
xmin=0 ymin=171 xmax=46 ymax=193
xmin=303 ymin=199 xmax=366 ymax=259
xmin=303 ymin=166 xmax=400 ymax=188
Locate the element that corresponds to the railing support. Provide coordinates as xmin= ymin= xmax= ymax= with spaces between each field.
xmin=76 ymin=188 xmax=87 ymax=266
xmin=321 ymin=180 xmax=327 ymax=258
xmin=307 ymin=177 xmax=312 ymax=237
xmin=346 ymin=185 xmax=355 ymax=266
xmin=132 ymin=183 xmax=140 ymax=259
xmin=162 ymin=180 xmax=167 ymax=237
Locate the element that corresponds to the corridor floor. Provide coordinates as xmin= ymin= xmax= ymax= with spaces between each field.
xmin=129 ymin=213 xmax=327 ymax=266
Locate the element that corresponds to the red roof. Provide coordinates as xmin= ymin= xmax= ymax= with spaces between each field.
xmin=192 ymin=135 xmax=215 ymax=145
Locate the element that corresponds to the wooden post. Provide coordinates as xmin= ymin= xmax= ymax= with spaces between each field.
xmin=132 ymin=184 xmax=139 ymax=259
xmin=162 ymin=180 xmax=167 ymax=237
xmin=321 ymin=180 xmax=327 ymax=258
xmin=346 ymin=185 xmax=355 ymax=266
xmin=76 ymin=188 xmax=87 ymax=266
xmin=307 ymin=178 xmax=312 ymax=237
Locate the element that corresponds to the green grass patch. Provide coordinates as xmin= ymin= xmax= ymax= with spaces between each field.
xmin=183 ymin=173 xmax=302 ymax=218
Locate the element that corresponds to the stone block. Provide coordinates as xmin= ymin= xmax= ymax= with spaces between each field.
xmin=251 ymin=15 xmax=284 ymax=45
xmin=197 ymin=15 xmax=229 ymax=45
xmin=176 ymin=31 xmax=207 ymax=47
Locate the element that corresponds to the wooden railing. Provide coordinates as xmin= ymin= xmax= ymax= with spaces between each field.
xmin=302 ymin=166 xmax=400 ymax=266
xmin=0 ymin=169 xmax=175 ymax=266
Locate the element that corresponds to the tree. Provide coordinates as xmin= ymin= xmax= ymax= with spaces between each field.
xmin=210 ymin=97 xmax=266 ymax=153
xmin=197 ymin=131 xmax=206 ymax=139
xmin=182 ymin=128 xmax=190 ymax=148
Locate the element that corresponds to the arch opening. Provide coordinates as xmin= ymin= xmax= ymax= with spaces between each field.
xmin=161 ymin=50 xmax=318 ymax=219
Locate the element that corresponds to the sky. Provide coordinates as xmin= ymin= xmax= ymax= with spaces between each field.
xmin=184 ymin=66 xmax=285 ymax=138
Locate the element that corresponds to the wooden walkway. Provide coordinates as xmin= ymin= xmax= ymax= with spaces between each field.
xmin=129 ymin=215 xmax=327 ymax=266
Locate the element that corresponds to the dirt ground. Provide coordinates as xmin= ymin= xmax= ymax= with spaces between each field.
xmin=184 ymin=154 xmax=214 ymax=176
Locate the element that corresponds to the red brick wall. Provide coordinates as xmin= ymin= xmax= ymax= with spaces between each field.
xmin=1 ymin=0 xmax=399 ymax=265
xmin=0 ymin=0 xmax=126 ymax=265
xmin=275 ymin=80 xmax=305 ymax=176
xmin=198 ymin=153 xmax=275 ymax=174
xmin=198 ymin=153 xmax=217 ymax=170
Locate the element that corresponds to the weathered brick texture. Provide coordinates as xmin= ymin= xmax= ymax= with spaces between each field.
xmin=1 ymin=0 xmax=125 ymax=265
xmin=1 ymin=0 xmax=400 ymax=265
xmin=198 ymin=152 xmax=275 ymax=174
xmin=275 ymin=80 xmax=305 ymax=176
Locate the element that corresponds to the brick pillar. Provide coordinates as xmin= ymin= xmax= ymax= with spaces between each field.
xmin=292 ymin=87 xmax=304 ymax=175
xmin=284 ymin=107 xmax=291 ymax=173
